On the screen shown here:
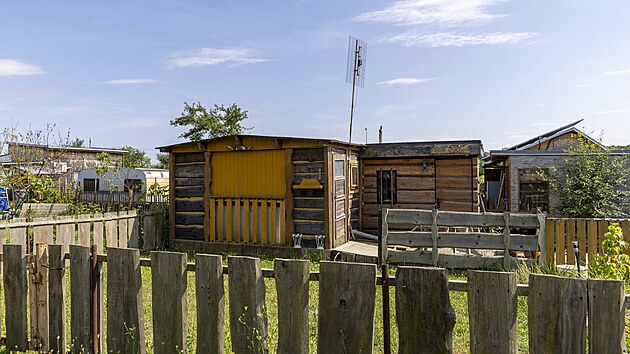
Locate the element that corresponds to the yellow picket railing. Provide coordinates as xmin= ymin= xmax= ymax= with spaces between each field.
xmin=545 ymin=218 xmax=630 ymax=265
xmin=209 ymin=197 xmax=287 ymax=246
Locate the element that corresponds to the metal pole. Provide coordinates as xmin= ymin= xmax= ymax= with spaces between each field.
xmin=348 ymin=39 xmax=359 ymax=143
xmin=572 ymin=241 xmax=581 ymax=275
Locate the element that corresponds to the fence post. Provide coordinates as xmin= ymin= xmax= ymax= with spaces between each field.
xmin=228 ymin=256 xmax=268 ymax=354
xmin=196 ymin=254 xmax=225 ymax=354
xmin=128 ymin=210 xmax=140 ymax=248
xmin=48 ymin=244 xmax=66 ymax=354
xmin=274 ymin=259 xmax=310 ymax=354
xmin=528 ymin=274 xmax=586 ymax=354
xmin=143 ymin=212 xmax=156 ymax=251
xmin=396 ymin=266 xmax=455 ymax=354
xmin=70 ymin=245 xmax=92 ymax=353
xmin=378 ymin=208 xmax=391 ymax=354
xmin=4 ymin=244 xmax=28 ymax=351
xmin=502 ymin=212 xmax=511 ymax=269
xmin=107 ymin=247 xmax=146 ymax=354
xmin=431 ymin=209 xmax=439 ymax=266
xmin=78 ymin=214 xmax=91 ymax=247
xmin=151 ymin=251 xmax=188 ymax=354
xmin=588 ymin=279 xmax=625 ymax=353
xmin=29 ymin=243 xmax=49 ymax=351
xmin=318 ymin=261 xmax=377 ymax=354
xmin=468 ymin=270 xmax=517 ymax=354
xmin=536 ymin=210 xmax=547 ymax=265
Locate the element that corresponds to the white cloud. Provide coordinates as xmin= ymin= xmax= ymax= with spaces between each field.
xmin=376 ymin=77 xmax=434 ymax=86
xmin=0 ymin=59 xmax=44 ymax=77
xmin=167 ymin=48 xmax=271 ymax=68
xmin=530 ymin=122 xmax=556 ymax=127
xmin=104 ymin=78 xmax=160 ymax=85
xmin=353 ymin=0 xmax=503 ymax=27
xmin=384 ymin=31 xmax=535 ymax=47
xmin=602 ymin=68 xmax=630 ymax=77
xmin=592 ymin=108 xmax=630 ymax=116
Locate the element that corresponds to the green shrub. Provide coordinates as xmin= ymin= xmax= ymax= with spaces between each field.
xmin=589 ymin=224 xmax=630 ymax=279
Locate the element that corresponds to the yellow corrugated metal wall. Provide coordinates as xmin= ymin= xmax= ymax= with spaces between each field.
xmin=211 ymin=150 xmax=286 ymax=198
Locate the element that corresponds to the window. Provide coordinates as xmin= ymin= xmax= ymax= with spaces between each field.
xmin=518 ymin=169 xmax=548 ymax=212
xmin=334 ymin=160 xmax=345 ymax=178
xmin=124 ymin=179 xmax=143 ymax=192
xmin=377 ymin=170 xmax=397 ymax=205
xmin=83 ymin=179 xmax=99 ymax=192
xmin=350 ymin=164 xmax=359 ymax=189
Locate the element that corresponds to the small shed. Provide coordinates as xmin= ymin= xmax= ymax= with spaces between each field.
xmin=360 ymin=141 xmax=483 ymax=231
xmin=158 ymin=135 xmax=361 ymax=250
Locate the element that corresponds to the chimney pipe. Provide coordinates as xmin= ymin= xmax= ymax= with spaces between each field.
xmin=378 ymin=126 xmax=383 ymax=144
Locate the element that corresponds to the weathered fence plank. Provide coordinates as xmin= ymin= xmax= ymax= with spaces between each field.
xmin=128 ymin=211 xmax=140 ymax=248
xmin=396 ymin=266 xmax=455 ymax=354
xmin=318 ymin=261 xmax=376 ymax=354
xmin=93 ymin=213 xmax=105 ymax=250
xmin=151 ymin=251 xmax=188 ymax=354
xmin=48 ymin=245 xmax=66 ymax=354
xmin=143 ymin=212 xmax=157 ymax=251
xmin=228 ymin=256 xmax=268 ymax=354
xmin=56 ymin=217 xmax=75 ymax=254
xmin=274 ymin=259 xmax=310 ymax=354
xmin=4 ymin=244 xmax=28 ymax=351
xmin=119 ymin=213 xmax=129 ymax=248
xmin=30 ymin=243 xmax=50 ymax=351
xmin=70 ymin=245 xmax=92 ymax=353
xmin=77 ymin=214 xmax=91 ymax=247
xmin=9 ymin=225 xmax=27 ymax=248
xmin=33 ymin=219 xmax=54 ymax=245
xmin=105 ymin=212 xmax=118 ymax=248
xmin=107 ymin=247 xmax=146 ymax=354
xmin=588 ymin=278 xmax=625 ymax=354
xmin=468 ymin=270 xmax=517 ymax=354
xmin=195 ymin=254 xmax=225 ymax=354
xmin=528 ymin=274 xmax=586 ymax=354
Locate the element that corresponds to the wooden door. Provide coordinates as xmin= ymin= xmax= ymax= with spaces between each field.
xmin=333 ymin=154 xmax=347 ymax=246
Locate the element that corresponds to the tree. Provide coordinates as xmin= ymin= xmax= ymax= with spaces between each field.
xmin=121 ymin=146 xmax=151 ymax=168
xmin=548 ymin=139 xmax=630 ymax=218
xmin=170 ymin=102 xmax=251 ymax=141
xmin=70 ymin=137 xmax=85 ymax=148
xmin=154 ymin=152 xmax=169 ymax=169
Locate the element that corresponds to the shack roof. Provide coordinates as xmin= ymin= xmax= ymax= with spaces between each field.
xmin=157 ymin=134 xmax=364 ymax=152
xmin=361 ymin=140 xmax=483 ymax=159
xmin=8 ymin=142 xmax=128 ymax=155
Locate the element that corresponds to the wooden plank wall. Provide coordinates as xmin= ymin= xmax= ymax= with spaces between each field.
xmin=436 ymin=158 xmax=479 ymax=212
xmin=173 ymin=152 xmax=206 ymax=241
xmin=292 ymin=149 xmax=327 ymax=238
xmin=361 ymin=158 xmax=436 ymax=230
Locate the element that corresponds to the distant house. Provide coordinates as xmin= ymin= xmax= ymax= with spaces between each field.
xmin=0 ymin=142 xmax=127 ymax=191
xmin=482 ymin=119 xmax=605 ymax=213
xmin=159 ymin=135 xmax=483 ymax=250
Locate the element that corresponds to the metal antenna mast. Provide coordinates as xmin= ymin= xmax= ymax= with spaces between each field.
xmin=346 ymin=35 xmax=367 ymax=143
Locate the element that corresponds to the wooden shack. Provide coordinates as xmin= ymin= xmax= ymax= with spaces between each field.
xmin=360 ymin=141 xmax=483 ymax=232
xmin=158 ymin=135 xmax=361 ymax=250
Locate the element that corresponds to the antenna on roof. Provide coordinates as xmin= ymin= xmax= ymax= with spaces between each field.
xmin=346 ymin=35 xmax=367 ymax=143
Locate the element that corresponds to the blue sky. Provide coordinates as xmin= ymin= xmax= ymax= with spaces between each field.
xmin=2 ymin=1 xmax=630 ymax=161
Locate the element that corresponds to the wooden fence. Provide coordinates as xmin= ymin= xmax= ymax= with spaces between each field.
xmin=209 ymin=197 xmax=287 ymax=246
xmin=379 ymin=209 xmax=545 ymax=269
xmin=0 ymin=211 xmax=163 ymax=254
xmin=2 ymin=246 xmax=626 ymax=353
xmin=545 ymin=217 xmax=630 ymax=266
xmin=76 ymin=192 xmax=168 ymax=211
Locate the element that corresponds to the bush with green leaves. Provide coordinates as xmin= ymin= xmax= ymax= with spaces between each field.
xmin=589 ymin=224 xmax=630 ymax=279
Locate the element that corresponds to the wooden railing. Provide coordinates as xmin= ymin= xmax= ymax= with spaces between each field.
xmin=545 ymin=217 xmax=630 ymax=266
xmin=209 ymin=197 xmax=287 ymax=246
xmin=379 ymin=209 xmax=545 ymax=269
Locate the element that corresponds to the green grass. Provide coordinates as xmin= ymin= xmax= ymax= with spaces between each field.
xmin=2 ymin=255 xmax=630 ymax=353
